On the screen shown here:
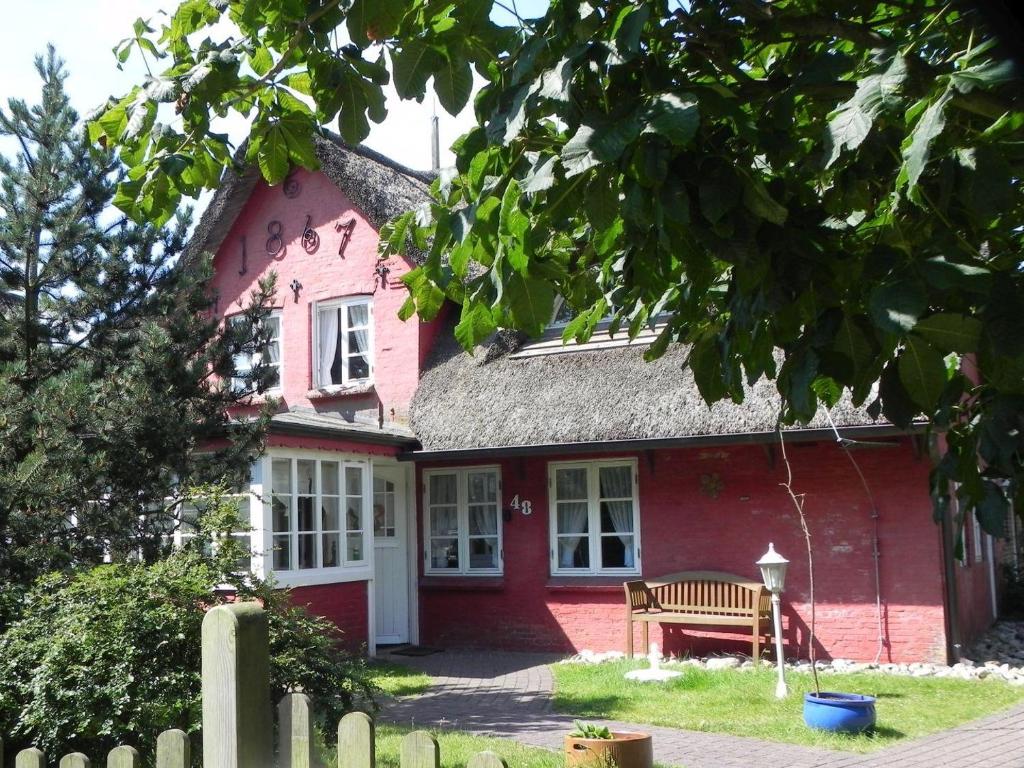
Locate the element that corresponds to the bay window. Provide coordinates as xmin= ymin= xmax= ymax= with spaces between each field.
xmin=549 ymin=459 xmax=640 ymax=575
xmin=315 ymin=298 xmax=372 ymax=388
xmin=270 ymin=456 xmax=367 ymax=573
xmin=229 ymin=311 xmax=281 ymax=393
xmin=425 ymin=467 xmax=502 ymax=575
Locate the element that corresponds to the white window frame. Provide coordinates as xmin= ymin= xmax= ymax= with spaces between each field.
xmin=548 ymin=458 xmax=641 ymax=577
xmin=423 ymin=466 xmax=503 ymax=576
xmin=265 ymin=451 xmax=371 ymax=586
xmin=229 ymin=309 xmax=283 ymax=394
xmin=313 ymin=296 xmax=374 ymax=389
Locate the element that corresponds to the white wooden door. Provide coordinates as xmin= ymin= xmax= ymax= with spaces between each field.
xmin=373 ymin=465 xmax=409 ymax=644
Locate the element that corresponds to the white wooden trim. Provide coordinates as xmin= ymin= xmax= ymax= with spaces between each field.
xmin=405 ymin=462 xmax=420 ymax=644
xmin=366 ymin=576 xmax=377 ymax=658
xmin=548 ymin=457 xmax=642 ymax=577
xmin=423 ymin=465 xmax=504 ymax=576
xmin=510 ymin=322 xmax=668 ymax=359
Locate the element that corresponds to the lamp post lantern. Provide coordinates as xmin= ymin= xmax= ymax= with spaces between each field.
xmin=757 ymin=542 xmax=790 ymax=699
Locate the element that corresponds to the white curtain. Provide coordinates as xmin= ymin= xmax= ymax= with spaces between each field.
xmin=600 ymin=467 xmax=635 ymax=567
xmin=349 ymin=304 xmax=370 ymax=374
xmin=558 ymin=504 xmax=588 ymax=567
xmin=470 ymin=506 xmax=497 ymax=535
xmin=318 ymin=308 xmax=339 ymax=385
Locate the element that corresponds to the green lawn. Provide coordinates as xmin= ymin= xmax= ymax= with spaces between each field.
xmin=322 ymin=724 xmax=565 ymax=768
xmin=369 ymin=660 xmax=434 ymax=698
xmin=552 ymin=660 xmax=1024 ymax=753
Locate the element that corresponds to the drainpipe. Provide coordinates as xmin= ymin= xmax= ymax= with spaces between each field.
xmin=932 ymin=433 xmax=963 ymax=663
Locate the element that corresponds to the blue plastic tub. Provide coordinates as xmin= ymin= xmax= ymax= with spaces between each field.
xmin=803 ymin=692 xmax=877 ymax=733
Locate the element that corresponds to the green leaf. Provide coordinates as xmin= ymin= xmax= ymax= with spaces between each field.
xmin=688 ymin=336 xmax=726 ymax=403
xmin=742 ymin=175 xmax=787 ymax=225
xmin=644 ymin=93 xmax=699 ymax=146
xmin=914 ymin=314 xmax=982 ymax=353
xmin=834 ymin=313 xmax=873 ymax=378
xmin=900 ymin=88 xmax=952 ymax=199
xmin=561 ymin=125 xmax=601 ymax=177
xmin=975 ymin=482 xmax=1010 ymax=537
xmin=898 ymin=335 xmax=947 ymax=410
xmin=585 ymin=175 xmax=619 ymax=230
xmin=521 ymin=155 xmax=557 ymax=194
xmin=346 ymin=0 xmax=406 ymax=47
xmin=454 ymin=302 xmax=497 ymax=350
xmin=337 ymin=75 xmax=371 ymax=144
xmin=392 ymin=40 xmax=443 ymax=100
xmin=434 ymin=55 xmax=473 ymax=115
xmin=869 ymin=281 xmax=926 ymax=334
xmin=536 ymin=57 xmax=573 ymax=102
xmin=699 ymin=162 xmax=741 ymax=225
xmin=253 ymin=126 xmax=289 ymax=184
xmin=503 ymin=273 xmax=554 ymax=336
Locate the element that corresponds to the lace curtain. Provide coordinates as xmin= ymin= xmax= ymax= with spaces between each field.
xmin=318 ymin=308 xmax=339 ymax=385
xmin=600 ymin=466 xmax=634 ymax=568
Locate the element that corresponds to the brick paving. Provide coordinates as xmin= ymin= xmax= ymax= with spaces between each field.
xmin=379 ymin=650 xmax=1024 ymax=768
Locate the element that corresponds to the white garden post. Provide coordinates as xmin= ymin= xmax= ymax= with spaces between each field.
xmin=757 ymin=543 xmax=790 ymax=699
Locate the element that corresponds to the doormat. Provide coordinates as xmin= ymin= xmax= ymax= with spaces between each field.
xmin=389 ymin=645 xmax=443 ymax=657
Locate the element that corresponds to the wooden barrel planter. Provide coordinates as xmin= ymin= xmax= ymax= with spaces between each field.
xmin=564 ymin=732 xmax=653 ymax=768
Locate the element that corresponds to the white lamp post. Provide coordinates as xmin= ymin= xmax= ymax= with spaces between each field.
xmin=757 ymin=542 xmax=790 ymax=699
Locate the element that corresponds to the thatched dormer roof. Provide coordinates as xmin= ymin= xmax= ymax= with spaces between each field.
xmin=410 ymin=320 xmax=905 ymax=455
xmin=182 ymin=131 xmax=432 ymax=267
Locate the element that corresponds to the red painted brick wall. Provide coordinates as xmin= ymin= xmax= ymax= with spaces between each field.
xmin=288 ymin=580 xmax=369 ymax=651
xmin=417 ymin=439 xmax=954 ymax=663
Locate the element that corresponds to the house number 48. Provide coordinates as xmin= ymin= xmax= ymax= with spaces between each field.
xmin=510 ymin=495 xmax=533 ymax=516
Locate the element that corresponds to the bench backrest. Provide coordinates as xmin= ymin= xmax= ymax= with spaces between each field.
xmin=627 ymin=571 xmax=769 ymax=617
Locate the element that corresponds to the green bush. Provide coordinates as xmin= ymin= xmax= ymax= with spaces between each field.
xmin=0 ymin=551 xmax=377 ymax=759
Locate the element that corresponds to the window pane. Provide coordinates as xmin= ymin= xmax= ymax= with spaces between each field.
xmin=272 ymin=459 xmax=291 ymax=493
xmin=468 ymin=506 xmax=497 ymax=535
xmin=347 ymin=532 xmax=365 ymax=561
xmin=469 ymin=537 xmax=498 ymax=569
xmin=298 ymin=497 xmax=315 ymax=532
xmin=323 ymin=533 xmax=340 ymax=567
xmin=430 ymin=538 xmax=458 ymax=569
xmin=322 ymin=461 xmax=339 ymax=496
xmin=429 ymin=474 xmax=457 ymax=505
xmin=234 ymin=535 xmax=252 ymax=572
xmin=346 ymin=466 xmax=362 ymax=496
xmin=601 ymin=535 xmax=634 ymax=569
xmin=600 ymin=501 xmax=634 ymax=534
xmin=556 ymin=468 xmax=587 ymax=500
xmin=347 ymin=351 xmax=370 ymax=381
xmin=298 ymin=534 xmax=316 ymax=569
xmin=599 ymin=465 xmax=632 ymax=499
xmin=467 ymin=471 xmax=497 ymax=504
xmin=321 ymin=497 xmax=340 ymax=531
xmin=430 ymin=507 xmax=458 ymax=536
xmin=297 ymin=460 xmax=315 ymax=495
xmin=273 ymin=535 xmax=290 ymax=570
xmin=558 ymin=537 xmax=589 ymax=568
xmin=265 ymin=315 xmax=281 ymax=339
xmin=373 ymin=478 xmax=395 ymax=537
xmin=557 ymin=502 xmax=589 ymax=534
xmin=346 ymin=501 xmax=361 ymax=531
xmin=272 ymin=496 xmax=291 ymax=532
xmin=347 ymin=302 xmax=369 ymax=327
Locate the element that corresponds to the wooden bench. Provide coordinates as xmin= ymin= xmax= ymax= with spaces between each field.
xmin=623 ymin=571 xmax=772 ymax=661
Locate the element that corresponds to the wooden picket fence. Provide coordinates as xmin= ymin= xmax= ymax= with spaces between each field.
xmin=0 ymin=603 xmax=510 ymax=768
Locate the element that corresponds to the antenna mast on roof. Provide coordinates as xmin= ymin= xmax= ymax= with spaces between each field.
xmin=430 ymin=98 xmax=440 ymax=172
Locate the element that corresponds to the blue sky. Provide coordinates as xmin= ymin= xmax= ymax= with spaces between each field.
xmin=2 ymin=0 xmax=548 ymax=173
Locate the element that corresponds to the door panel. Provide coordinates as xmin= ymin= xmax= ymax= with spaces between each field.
xmin=373 ymin=466 xmax=408 ymax=644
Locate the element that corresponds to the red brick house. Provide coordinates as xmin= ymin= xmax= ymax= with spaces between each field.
xmin=186 ymin=134 xmax=1012 ymax=665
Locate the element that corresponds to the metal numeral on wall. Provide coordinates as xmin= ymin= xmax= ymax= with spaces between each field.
xmin=335 ymin=218 xmax=356 ymax=257
xmin=301 ymin=214 xmax=320 ymax=253
xmin=266 ymin=221 xmax=284 ymax=256
xmin=238 ymin=236 xmax=247 ymax=275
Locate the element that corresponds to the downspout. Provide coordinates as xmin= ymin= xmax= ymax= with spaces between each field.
xmin=933 ymin=432 xmax=963 ymax=663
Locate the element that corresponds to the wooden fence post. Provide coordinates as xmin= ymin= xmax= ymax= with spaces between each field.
xmin=156 ymin=730 xmax=190 ymax=768
xmin=16 ymin=748 xmax=45 ymax=768
xmin=400 ymin=732 xmax=438 ymax=768
xmin=58 ymin=753 xmax=89 ymax=768
xmin=201 ymin=602 xmax=273 ymax=768
xmin=278 ymin=693 xmax=315 ymax=768
xmin=107 ymin=746 xmax=140 ymax=768
xmin=468 ymin=753 xmax=508 ymax=768
xmin=337 ymin=712 xmax=374 ymax=768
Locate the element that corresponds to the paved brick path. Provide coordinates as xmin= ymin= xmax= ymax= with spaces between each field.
xmin=380 ymin=651 xmax=1024 ymax=768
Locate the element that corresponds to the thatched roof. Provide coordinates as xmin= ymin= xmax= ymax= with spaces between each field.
xmin=182 ymin=131 xmax=432 ymax=267
xmin=410 ymin=321 xmax=905 ymax=454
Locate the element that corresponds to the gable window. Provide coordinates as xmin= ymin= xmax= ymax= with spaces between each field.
xmin=549 ymin=459 xmax=640 ymax=575
xmin=229 ymin=311 xmax=281 ymax=393
xmin=315 ymin=298 xmax=372 ymax=388
xmin=269 ymin=456 xmax=367 ymax=572
xmin=424 ymin=467 xmax=502 ymax=575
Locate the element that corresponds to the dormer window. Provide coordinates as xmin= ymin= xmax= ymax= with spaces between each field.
xmin=314 ymin=297 xmax=373 ymax=388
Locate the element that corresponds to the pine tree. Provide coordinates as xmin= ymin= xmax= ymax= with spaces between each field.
xmin=0 ymin=47 xmax=275 ymax=609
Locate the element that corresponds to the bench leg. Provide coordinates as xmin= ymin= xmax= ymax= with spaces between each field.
xmin=752 ymin=624 xmax=760 ymax=666
xmin=626 ymin=615 xmax=634 ymax=658
xmin=642 ymin=621 xmax=649 ymax=656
